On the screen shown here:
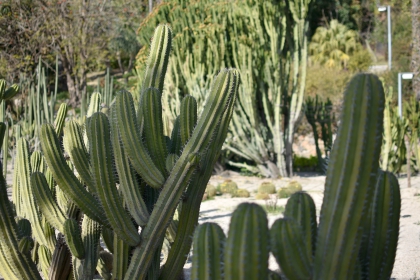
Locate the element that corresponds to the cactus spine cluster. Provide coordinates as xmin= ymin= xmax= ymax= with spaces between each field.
xmin=192 ymin=73 xmax=401 ymax=280
xmin=0 ymin=24 xmax=239 ymax=279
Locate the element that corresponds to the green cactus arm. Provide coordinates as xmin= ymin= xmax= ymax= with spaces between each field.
xmin=81 ymin=217 xmax=102 ymax=280
xmin=160 ymin=76 xmax=238 ymax=279
xmin=180 ymin=95 xmax=198 ymax=146
xmin=40 ymin=124 xmax=107 ymax=224
xmin=48 ymin=234 xmax=72 ymax=280
xmin=38 ymin=244 xmax=52 ymax=278
xmin=360 ymin=170 xmax=400 ymax=279
xmin=101 ymin=227 xmax=114 ymax=254
xmin=0 ymin=122 xmax=6 ymax=151
xmin=170 ymin=116 xmax=182 ymax=155
xmin=63 ymin=120 xmax=95 ymax=192
xmin=17 ymin=139 xmax=55 ymax=250
xmin=97 ymin=251 xmax=113 ymax=280
xmin=3 ymin=84 xmax=19 ymax=100
xmin=284 ymin=191 xmax=317 ymax=257
xmin=270 ymin=218 xmax=312 ymax=280
xmin=191 ymin=223 xmax=225 ymax=280
xmin=141 ymin=24 xmax=172 ymax=95
xmin=110 ymin=106 xmax=149 ymax=227
xmin=0 ymin=174 xmax=41 ymax=279
xmin=63 ymin=219 xmax=85 ymax=260
xmin=0 ymin=79 xmax=5 ymax=97
xmin=115 ymin=91 xmax=165 ymax=188
xmin=30 ymin=151 xmax=44 ymax=173
xmin=141 ymin=88 xmax=168 ymax=174
xmin=112 ymin=235 xmax=130 ymax=280
xmin=31 ymin=172 xmax=66 ymax=233
xmin=16 ymin=218 xmax=32 ymax=239
xmin=314 ymin=74 xmax=385 ymax=279
xmin=54 ymin=103 xmax=68 ymax=135
xmin=124 ymin=69 xmax=240 ymax=279
xmin=87 ymin=92 xmax=102 ymax=118
xmin=224 ymin=203 xmax=269 ymax=280
xmin=88 ymin=112 xmax=140 ymax=246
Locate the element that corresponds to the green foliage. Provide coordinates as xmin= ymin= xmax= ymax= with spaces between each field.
xmin=293 ymin=155 xmax=319 ymax=171
xmin=309 ymin=19 xmax=363 ymax=69
xmin=348 ymin=48 xmax=374 ymax=72
xmin=192 ymin=73 xmax=401 ymax=280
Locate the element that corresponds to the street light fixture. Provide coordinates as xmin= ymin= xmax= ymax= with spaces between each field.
xmin=378 ymin=5 xmax=392 ymax=70
xmin=398 ymin=72 xmax=413 ymax=118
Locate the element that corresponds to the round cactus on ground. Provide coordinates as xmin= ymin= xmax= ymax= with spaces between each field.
xmin=218 ymin=180 xmax=238 ymax=195
xmin=258 ymin=182 xmax=276 ymax=194
xmin=285 ymin=181 xmax=303 ymax=192
xmin=277 ymin=181 xmax=303 ymax=199
xmin=205 ymin=184 xmax=217 ymax=198
xmin=233 ymin=189 xmax=250 ymax=198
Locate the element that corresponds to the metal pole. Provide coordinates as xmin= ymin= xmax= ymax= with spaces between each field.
xmin=398 ymin=73 xmax=402 ymax=118
xmin=387 ymin=6 xmax=392 ymax=70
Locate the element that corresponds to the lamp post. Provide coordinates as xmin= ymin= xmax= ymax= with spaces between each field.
xmin=378 ymin=5 xmax=392 ymax=70
xmin=397 ymin=72 xmax=414 ymax=187
xmin=397 ymin=72 xmax=414 ymax=118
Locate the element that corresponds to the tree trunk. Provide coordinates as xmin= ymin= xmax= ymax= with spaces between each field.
xmin=411 ymin=0 xmax=420 ymax=101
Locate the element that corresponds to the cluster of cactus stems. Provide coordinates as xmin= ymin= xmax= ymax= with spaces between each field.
xmin=137 ymin=0 xmax=313 ymax=178
xmin=304 ymin=96 xmax=334 ymax=172
xmin=192 ymin=73 xmax=401 ymax=280
xmin=0 ymin=25 xmax=240 ymax=279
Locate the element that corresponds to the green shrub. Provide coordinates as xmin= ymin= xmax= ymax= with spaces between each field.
xmin=293 ymin=156 xmax=318 ymax=171
xmin=348 ymin=49 xmax=373 ymax=73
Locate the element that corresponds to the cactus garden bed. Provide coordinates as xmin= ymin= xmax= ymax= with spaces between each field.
xmin=177 ymin=172 xmax=420 ymax=280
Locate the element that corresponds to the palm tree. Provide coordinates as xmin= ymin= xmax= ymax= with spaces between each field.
xmin=309 ymin=19 xmax=361 ymax=69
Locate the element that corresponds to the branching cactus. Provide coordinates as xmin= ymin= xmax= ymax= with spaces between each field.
xmin=192 ymin=73 xmax=401 ymax=280
xmin=0 ymin=25 xmax=239 ymax=279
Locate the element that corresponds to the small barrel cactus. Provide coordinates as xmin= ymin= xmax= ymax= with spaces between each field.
xmin=278 ymin=181 xmax=303 ymax=198
xmin=256 ymin=182 xmax=276 ymax=199
xmin=258 ymin=182 xmax=276 ymax=194
xmin=233 ymin=189 xmax=250 ymax=198
xmin=218 ymin=180 xmax=238 ymax=195
xmin=205 ymin=184 xmax=217 ymax=198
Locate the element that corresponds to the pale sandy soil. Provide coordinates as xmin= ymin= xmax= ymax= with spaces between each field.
xmin=3 ymin=168 xmax=420 ymax=279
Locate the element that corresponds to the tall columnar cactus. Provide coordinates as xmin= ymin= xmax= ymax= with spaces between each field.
xmin=192 ymin=73 xmax=401 ymax=280
xmin=137 ymin=0 xmax=313 ymax=178
xmin=0 ymin=24 xmax=239 ymax=279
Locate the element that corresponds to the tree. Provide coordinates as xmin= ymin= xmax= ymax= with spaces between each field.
xmin=309 ymin=19 xmax=361 ymax=69
xmin=0 ymin=0 xmax=147 ymax=105
xmin=412 ymin=0 xmax=420 ymax=101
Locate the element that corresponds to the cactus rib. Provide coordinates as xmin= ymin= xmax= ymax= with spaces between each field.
xmin=110 ymin=107 xmax=149 ymax=227
xmin=40 ymin=124 xmax=107 ymax=224
xmin=116 ymin=91 xmax=164 ymax=188
xmin=88 ymin=112 xmax=140 ymax=246
xmin=31 ymin=172 xmax=66 ymax=233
